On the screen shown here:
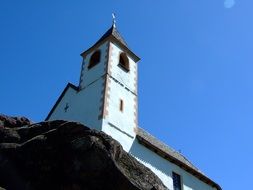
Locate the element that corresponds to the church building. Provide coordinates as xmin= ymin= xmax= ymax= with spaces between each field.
xmin=46 ymin=20 xmax=222 ymax=190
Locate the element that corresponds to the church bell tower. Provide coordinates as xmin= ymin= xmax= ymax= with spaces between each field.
xmin=46 ymin=20 xmax=140 ymax=151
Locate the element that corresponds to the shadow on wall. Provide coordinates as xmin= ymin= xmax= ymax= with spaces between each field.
xmin=129 ymin=139 xmax=173 ymax=189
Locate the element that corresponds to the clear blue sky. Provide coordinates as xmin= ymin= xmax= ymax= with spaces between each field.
xmin=0 ymin=1 xmax=251 ymax=189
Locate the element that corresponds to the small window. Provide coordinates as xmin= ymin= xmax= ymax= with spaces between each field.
xmin=119 ymin=99 xmax=124 ymax=112
xmin=118 ymin=53 xmax=129 ymax=72
xmin=88 ymin=50 xmax=101 ymax=69
xmin=172 ymin=172 xmax=182 ymax=190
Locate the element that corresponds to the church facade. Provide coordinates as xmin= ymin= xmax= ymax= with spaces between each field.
xmin=46 ymin=24 xmax=221 ymax=190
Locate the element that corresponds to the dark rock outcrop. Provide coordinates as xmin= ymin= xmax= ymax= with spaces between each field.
xmin=0 ymin=115 xmax=167 ymax=190
xmin=0 ymin=115 xmax=31 ymax=128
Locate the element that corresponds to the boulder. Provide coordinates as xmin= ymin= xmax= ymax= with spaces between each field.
xmin=0 ymin=115 xmax=167 ymax=190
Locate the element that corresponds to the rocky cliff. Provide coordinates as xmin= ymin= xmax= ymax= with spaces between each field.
xmin=0 ymin=115 xmax=167 ymax=190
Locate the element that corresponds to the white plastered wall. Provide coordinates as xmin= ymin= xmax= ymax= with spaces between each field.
xmin=102 ymin=42 xmax=138 ymax=152
xmin=80 ymin=42 xmax=109 ymax=89
xmin=48 ymin=79 xmax=103 ymax=130
xmin=130 ymin=139 xmax=217 ymax=190
xmin=109 ymin=42 xmax=137 ymax=93
xmin=48 ymin=42 xmax=109 ymax=130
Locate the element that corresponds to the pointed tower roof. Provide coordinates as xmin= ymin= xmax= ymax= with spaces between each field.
xmin=81 ymin=25 xmax=140 ymax=62
xmin=96 ymin=25 xmax=128 ymax=47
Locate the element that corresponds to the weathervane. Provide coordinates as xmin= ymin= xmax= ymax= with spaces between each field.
xmin=112 ymin=13 xmax=116 ymax=28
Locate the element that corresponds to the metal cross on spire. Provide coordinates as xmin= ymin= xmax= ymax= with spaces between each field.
xmin=112 ymin=13 xmax=116 ymax=28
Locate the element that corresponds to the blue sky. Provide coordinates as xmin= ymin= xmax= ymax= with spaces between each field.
xmin=0 ymin=1 xmax=252 ymax=189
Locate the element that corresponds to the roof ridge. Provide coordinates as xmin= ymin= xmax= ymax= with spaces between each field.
xmin=136 ymin=127 xmax=201 ymax=171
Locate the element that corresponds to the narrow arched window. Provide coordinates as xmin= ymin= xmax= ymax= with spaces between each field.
xmin=118 ymin=52 xmax=129 ymax=72
xmin=88 ymin=50 xmax=101 ymax=69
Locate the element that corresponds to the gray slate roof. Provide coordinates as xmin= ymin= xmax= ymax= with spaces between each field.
xmin=137 ymin=127 xmax=200 ymax=171
xmin=136 ymin=127 xmax=222 ymax=190
xmin=96 ymin=25 xmax=128 ymax=47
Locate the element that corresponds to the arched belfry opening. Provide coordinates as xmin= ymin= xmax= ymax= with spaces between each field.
xmin=88 ymin=50 xmax=101 ymax=69
xmin=119 ymin=52 xmax=129 ymax=71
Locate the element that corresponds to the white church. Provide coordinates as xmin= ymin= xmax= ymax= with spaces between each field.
xmin=46 ymin=20 xmax=222 ymax=190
